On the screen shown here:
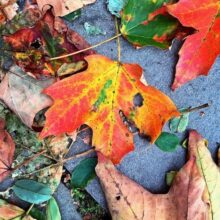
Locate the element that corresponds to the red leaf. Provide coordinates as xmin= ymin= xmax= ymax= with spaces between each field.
xmin=40 ymin=55 xmax=179 ymax=164
xmin=167 ymin=0 xmax=220 ymax=89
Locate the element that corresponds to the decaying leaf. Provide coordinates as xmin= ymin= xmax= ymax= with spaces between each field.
xmin=3 ymin=9 xmax=94 ymax=77
xmin=40 ymin=55 xmax=179 ymax=163
xmin=167 ymin=0 xmax=220 ymax=89
xmin=0 ymin=117 xmax=15 ymax=182
xmin=0 ymin=65 xmax=53 ymax=128
xmin=36 ymin=0 xmax=96 ymax=17
xmin=96 ymin=130 xmax=220 ymax=220
xmin=120 ymin=0 xmax=179 ymax=48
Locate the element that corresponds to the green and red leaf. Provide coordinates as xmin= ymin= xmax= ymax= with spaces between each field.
xmin=40 ymin=55 xmax=179 ymax=164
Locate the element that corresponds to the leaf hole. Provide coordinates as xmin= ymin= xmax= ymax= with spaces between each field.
xmin=133 ymin=93 xmax=144 ymax=107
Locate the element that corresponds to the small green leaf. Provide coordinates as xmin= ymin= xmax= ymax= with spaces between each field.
xmin=63 ymin=10 xmax=81 ymax=22
xmin=121 ymin=0 xmax=179 ymax=48
xmin=30 ymin=207 xmax=45 ymax=220
xmin=155 ymin=132 xmax=179 ymax=152
xmin=84 ymin=22 xmax=106 ymax=36
xmin=107 ymin=0 xmax=128 ymax=17
xmin=166 ymin=171 xmax=177 ymax=186
xmin=46 ymin=197 xmax=61 ymax=220
xmin=13 ymin=180 xmax=52 ymax=204
xmin=169 ymin=109 xmax=189 ymax=133
xmin=71 ymin=158 xmax=97 ymax=189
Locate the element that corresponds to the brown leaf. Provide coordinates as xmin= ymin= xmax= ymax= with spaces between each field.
xmin=36 ymin=0 xmax=96 ymax=17
xmin=96 ymin=130 xmax=220 ymax=220
xmin=0 ymin=65 xmax=53 ymax=128
xmin=0 ymin=118 xmax=15 ymax=182
xmin=0 ymin=0 xmax=18 ymax=23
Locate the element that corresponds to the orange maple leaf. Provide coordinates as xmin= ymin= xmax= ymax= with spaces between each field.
xmin=168 ymin=0 xmax=220 ymax=90
xmin=41 ymin=55 xmax=179 ymax=163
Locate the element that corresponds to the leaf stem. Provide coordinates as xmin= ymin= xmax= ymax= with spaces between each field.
xmin=26 ymin=203 xmax=34 ymax=216
xmin=50 ymin=34 xmax=122 ymax=61
xmin=183 ymin=103 xmax=211 ymax=113
xmin=115 ymin=17 xmax=121 ymax=62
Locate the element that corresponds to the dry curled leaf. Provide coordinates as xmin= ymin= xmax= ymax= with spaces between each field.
xmin=0 ymin=117 xmax=15 ymax=182
xmin=40 ymin=55 xmax=179 ymax=164
xmin=0 ymin=65 xmax=53 ymax=128
xmin=96 ymin=130 xmax=220 ymax=220
xmin=36 ymin=0 xmax=96 ymax=17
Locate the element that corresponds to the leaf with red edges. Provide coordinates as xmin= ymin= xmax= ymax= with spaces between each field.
xmin=167 ymin=0 xmax=220 ymax=89
xmin=0 ymin=118 xmax=15 ymax=182
xmin=40 ymin=55 xmax=179 ymax=164
xmin=3 ymin=9 xmax=94 ymax=78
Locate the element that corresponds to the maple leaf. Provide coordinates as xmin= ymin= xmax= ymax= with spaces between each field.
xmin=36 ymin=0 xmax=96 ymax=17
xmin=167 ymin=0 xmax=220 ymax=90
xmin=120 ymin=0 xmax=179 ymax=48
xmin=3 ymin=9 xmax=94 ymax=77
xmin=40 ymin=55 xmax=179 ymax=164
xmin=96 ymin=130 xmax=220 ymax=220
xmin=0 ymin=117 xmax=15 ymax=182
xmin=0 ymin=65 xmax=53 ymax=128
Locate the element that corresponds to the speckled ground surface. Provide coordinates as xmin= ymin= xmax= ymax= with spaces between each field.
xmin=1 ymin=1 xmax=220 ymax=219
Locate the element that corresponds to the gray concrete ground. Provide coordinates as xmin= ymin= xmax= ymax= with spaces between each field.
xmin=1 ymin=0 xmax=220 ymax=219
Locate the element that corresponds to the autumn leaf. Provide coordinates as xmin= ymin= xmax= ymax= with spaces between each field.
xmin=0 ymin=117 xmax=15 ymax=182
xmin=167 ymin=0 xmax=220 ymax=90
xmin=3 ymin=9 xmax=94 ymax=77
xmin=36 ymin=0 xmax=96 ymax=17
xmin=120 ymin=0 xmax=179 ymax=48
xmin=0 ymin=65 xmax=53 ymax=128
xmin=0 ymin=199 xmax=25 ymax=220
xmin=96 ymin=130 xmax=220 ymax=220
xmin=40 ymin=55 xmax=179 ymax=164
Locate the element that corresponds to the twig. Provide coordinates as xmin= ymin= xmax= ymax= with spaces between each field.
xmin=62 ymin=148 xmax=95 ymax=163
xmin=50 ymin=34 xmax=122 ymax=61
xmin=18 ymin=145 xmax=58 ymax=162
xmin=183 ymin=103 xmax=210 ymax=114
xmin=12 ymin=150 xmax=46 ymax=171
xmin=19 ymin=148 xmax=95 ymax=177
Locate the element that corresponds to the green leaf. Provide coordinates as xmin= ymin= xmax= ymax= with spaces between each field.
xmin=30 ymin=207 xmax=46 ymax=220
xmin=166 ymin=171 xmax=177 ymax=186
xmin=120 ymin=0 xmax=179 ymax=48
xmin=46 ymin=197 xmax=61 ymax=220
xmin=71 ymin=158 xmax=98 ymax=189
xmin=107 ymin=0 xmax=128 ymax=17
xmin=84 ymin=22 xmax=106 ymax=36
xmin=13 ymin=180 xmax=52 ymax=204
xmin=63 ymin=10 xmax=81 ymax=22
xmin=169 ymin=109 xmax=189 ymax=133
xmin=155 ymin=132 xmax=179 ymax=152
